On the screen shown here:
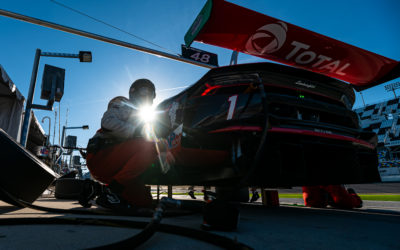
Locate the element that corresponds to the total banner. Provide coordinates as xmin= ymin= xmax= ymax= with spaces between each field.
xmin=185 ymin=0 xmax=400 ymax=90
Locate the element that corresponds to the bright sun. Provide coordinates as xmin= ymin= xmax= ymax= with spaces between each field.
xmin=139 ymin=105 xmax=156 ymax=123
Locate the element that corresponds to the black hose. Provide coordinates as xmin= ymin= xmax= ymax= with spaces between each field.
xmin=0 ymin=217 xmax=252 ymax=249
xmin=89 ymin=197 xmax=181 ymax=249
xmin=239 ymin=74 xmax=269 ymax=187
xmin=2 ymin=187 xmax=246 ymax=249
xmin=0 ymin=189 xmax=251 ymax=249
xmin=237 ymin=90 xmax=255 ymax=119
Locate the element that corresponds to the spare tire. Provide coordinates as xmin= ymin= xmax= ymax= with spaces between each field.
xmin=54 ymin=178 xmax=84 ymax=199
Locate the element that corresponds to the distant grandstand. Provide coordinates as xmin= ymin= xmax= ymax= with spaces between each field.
xmin=354 ymin=97 xmax=400 ymax=182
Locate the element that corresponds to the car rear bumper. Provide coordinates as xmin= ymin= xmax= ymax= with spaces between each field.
xmin=248 ymin=130 xmax=380 ymax=186
xmin=142 ymin=125 xmax=380 ymax=186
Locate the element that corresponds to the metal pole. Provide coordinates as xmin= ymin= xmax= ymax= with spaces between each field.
xmin=41 ymin=52 xmax=79 ymax=58
xmin=41 ymin=116 xmax=51 ymax=146
xmin=69 ymin=153 xmax=73 ymax=171
xmin=60 ymin=125 xmax=66 ymax=166
xmin=0 ymin=9 xmax=214 ymax=70
xmin=393 ymin=89 xmax=397 ymax=99
xmin=64 ymin=126 xmax=86 ymax=129
xmin=20 ymin=48 xmax=41 ymax=147
xmin=61 ymin=126 xmax=66 ymax=147
xmin=58 ymin=102 xmax=61 ymax=145
xmin=53 ymin=107 xmax=57 ymax=145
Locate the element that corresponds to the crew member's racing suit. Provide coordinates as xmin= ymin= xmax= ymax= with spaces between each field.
xmin=86 ymin=96 xmax=158 ymax=207
xmin=302 ymin=185 xmax=362 ymax=209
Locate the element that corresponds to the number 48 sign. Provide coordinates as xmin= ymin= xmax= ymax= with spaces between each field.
xmin=181 ymin=45 xmax=218 ymax=67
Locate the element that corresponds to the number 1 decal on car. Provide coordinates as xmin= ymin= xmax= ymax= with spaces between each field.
xmin=227 ymin=95 xmax=238 ymax=120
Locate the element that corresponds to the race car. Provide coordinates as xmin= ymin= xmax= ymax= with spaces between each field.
xmin=142 ymin=0 xmax=399 ymax=187
xmin=143 ymin=62 xmax=380 ymax=187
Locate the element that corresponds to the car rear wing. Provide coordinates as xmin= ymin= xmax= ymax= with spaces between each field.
xmin=184 ymin=0 xmax=400 ymax=91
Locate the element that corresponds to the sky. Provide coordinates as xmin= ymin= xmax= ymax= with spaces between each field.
xmin=1 ymin=0 xmax=399 ymax=154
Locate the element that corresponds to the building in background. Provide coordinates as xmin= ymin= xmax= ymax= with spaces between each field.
xmin=0 ymin=65 xmax=25 ymax=141
xmin=0 ymin=64 xmax=47 ymax=152
xmin=354 ymin=98 xmax=400 ymax=182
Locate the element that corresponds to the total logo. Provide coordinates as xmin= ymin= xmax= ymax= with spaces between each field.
xmin=245 ymin=21 xmax=288 ymax=55
xmin=245 ymin=22 xmax=351 ymax=76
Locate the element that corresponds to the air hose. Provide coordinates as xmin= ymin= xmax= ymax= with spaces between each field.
xmin=204 ymin=75 xmax=269 ymax=232
xmin=0 ymin=217 xmax=252 ymax=249
xmin=88 ymin=197 xmax=179 ymax=249
xmin=0 ymin=187 xmax=252 ymax=249
xmin=238 ymin=73 xmax=269 ymax=187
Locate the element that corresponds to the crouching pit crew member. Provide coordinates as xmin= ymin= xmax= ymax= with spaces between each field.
xmin=302 ymin=185 xmax=363 ymax=209
xmin=86 ymin=79 xmax=172 ymax=209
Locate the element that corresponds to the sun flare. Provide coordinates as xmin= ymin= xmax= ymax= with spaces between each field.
xmin=139 ymin=105 xmax=156 ymax=123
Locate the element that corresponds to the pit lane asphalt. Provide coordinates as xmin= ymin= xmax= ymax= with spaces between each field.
xmin=0 ymin=191 xmax=399 ymax=249
xmin=275 ymin=182 xmax=400 ymax=194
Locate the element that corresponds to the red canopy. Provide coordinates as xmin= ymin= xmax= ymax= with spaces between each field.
xmin=185 ymin=0 xmax=400 ymax=90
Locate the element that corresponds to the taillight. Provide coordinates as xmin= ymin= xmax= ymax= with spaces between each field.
xmin=201 ymin=84 xmax=222 ymax=96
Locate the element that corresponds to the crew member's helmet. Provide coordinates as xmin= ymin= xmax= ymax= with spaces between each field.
xmin=107 ymin=96 xmax=129 ymax=109
xmin=129 ymin=79 xmax=156 ymax=105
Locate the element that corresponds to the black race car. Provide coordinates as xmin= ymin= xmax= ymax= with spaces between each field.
xmin=143 ymin=62 xmax=380 ymax=187
xmin=141 ymin=0 xmax=400 ymax=187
